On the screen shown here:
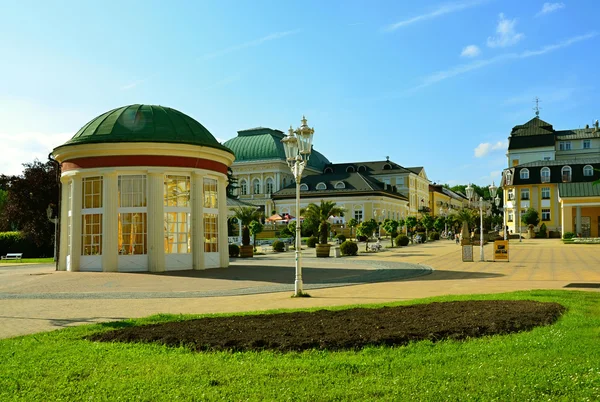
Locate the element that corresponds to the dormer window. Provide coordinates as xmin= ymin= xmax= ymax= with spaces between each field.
xmin=346 ymin=166 xmax=355 ymax=173
xmin=358 ymin=165 xmax=367 ymax=172
xmin=300 ymin=183 xmax=309 ymax=191
xmin=383 ymin=163 xmax=392 ymax=170
xmin=583 ymin=165 xmax=593 ymax=177
xmin=316 ymin=182 xmax=327 ymax=190
xmin=334 ymin=181 xmax=345 ymax=189
xmin=324 ymin=167 xmax=333 ymax=174
xmin=561 ymin=166 xmax=572 ymax=182
xmin=520 ymin=168 xmax=529 ymax=180
xmin=540 ymin=167 xmax=550 ymax=183
xmin=504 ymin=170 xmax=513 ymax=185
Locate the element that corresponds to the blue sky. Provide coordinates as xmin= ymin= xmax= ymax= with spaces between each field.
xmin=1 ymin=0 xmax=598 ymax=186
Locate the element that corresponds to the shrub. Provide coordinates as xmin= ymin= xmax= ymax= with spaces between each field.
xmin=539 ymin=223 xmax=547 ymax=238
xmin=396 ymin=234 xmax=409 ymax=246
xmin=306 ymin=236 xmax=318 ymax=248
xmin=563 ymin=232 xmax=575 ymax=240
xmin=228 ymin=243 xmax=240 ymax=257
xmin=0 ymin=232 xmax=41 ymax=258
xmin=356 ymin=235 xmax=367 ymax=242
xmin=429 ymin=232 xmax=440 ymax=241
xmin=335 ymin=234 xmax=346 ymax=243
xmin=272 ymin=240 xmax=285 ymax=252
xmin=339 ymin=240 xmax=358 ymax=256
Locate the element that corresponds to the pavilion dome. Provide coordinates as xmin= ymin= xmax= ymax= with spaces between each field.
xmin=223 ymin=127 xmax=330 ymax=170
xmin=61 ymin=104 xmax=233 ymax=154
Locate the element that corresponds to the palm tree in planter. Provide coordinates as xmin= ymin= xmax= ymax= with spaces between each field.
xmin=301 ymin=200 xmax=344 ymax=258
xmin=232 ymin=207 xmax=262 ymax=258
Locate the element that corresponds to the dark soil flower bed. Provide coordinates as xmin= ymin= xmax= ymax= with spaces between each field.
xmin=88 ymin=300 xmax=565 ymax=353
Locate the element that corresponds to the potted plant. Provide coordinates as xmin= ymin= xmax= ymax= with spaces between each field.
xmin=301 ymin=200 xmax=344 ymax=258
xmin=232 ymin=207 xmax=262 ymax=258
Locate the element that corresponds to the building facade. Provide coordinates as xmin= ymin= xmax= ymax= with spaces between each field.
xmin=503 ymin=116 xmax=600 ymax=236
xmin=52 ymin=104 xmax=235 ymax=272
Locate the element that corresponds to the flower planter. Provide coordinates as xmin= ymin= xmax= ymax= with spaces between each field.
xmin=316 ymin=244 xmax=331 ymax=258
xmin=239 ymin=245 xmax=254 ymax=258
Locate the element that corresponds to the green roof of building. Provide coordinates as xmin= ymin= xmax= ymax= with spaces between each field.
xmin=223 ymin=127 xmax=330 ymax=170
xmin=510 ymin=117 xmax=554 ymax=137
xmin=558 ymin=182 xmax=600 ymax=197
xmin=61 ymin=104 xmax=233 ymax=153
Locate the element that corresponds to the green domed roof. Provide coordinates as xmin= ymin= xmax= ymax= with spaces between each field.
xmin=224 ymin=127 xmax=330 ymax=170
xmin=62 ymin=104 xmax=232 ymax=153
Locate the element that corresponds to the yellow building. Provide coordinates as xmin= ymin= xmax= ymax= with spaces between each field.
xmin=429 ymin=184 xmax=469 ymax=217
xmin=224 ymin=121 xmax=429 ymax=222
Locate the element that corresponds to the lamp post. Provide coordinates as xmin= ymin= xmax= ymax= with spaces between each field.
xmin=281 ymin=116 xmax=314 ymax=297
xmin=46 ymin=205 xmax=58 ymax=262
xmin=439 ymin=207 xmax=448 ymax=236
xmin=495 ymin=194 xmax=504 ymax=239
xmin=465 ymin=183 xmax=474 ymax=208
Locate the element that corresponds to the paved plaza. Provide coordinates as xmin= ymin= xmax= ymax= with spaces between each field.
xmin=0 ymin=239 xmax=599 ymax=339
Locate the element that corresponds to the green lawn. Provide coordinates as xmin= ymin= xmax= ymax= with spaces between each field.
xmin=1 ymin=290 xmax=599 ymax=401
xmin=0 ymin=257 xmax=54 ymax=264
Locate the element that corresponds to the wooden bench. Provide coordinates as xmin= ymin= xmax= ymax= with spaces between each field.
xmin=1 ymin=253 xmax=23 ymax=262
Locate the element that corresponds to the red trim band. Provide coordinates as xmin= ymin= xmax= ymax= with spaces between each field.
xmin=61 ymin=155 xmax=228 ymax=174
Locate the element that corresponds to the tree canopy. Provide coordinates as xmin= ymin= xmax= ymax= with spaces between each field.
xmin=0 ymin=159 xmax=59 ymax=251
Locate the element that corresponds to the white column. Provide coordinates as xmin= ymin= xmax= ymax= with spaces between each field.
xmin=102 ymin=171 xmax=118 ymax=272
xmin=192 ymin=172 xmax=205 ymax=270
xmin=147 ymin=171 xmax=165 ymax=272
xmin=69 ymin=175 xmax=82 ymax=272
xmin=275 ymin=172 xmax=280 ymax=191
xmin=58 ymin=175 xmax=71 ymax=271
xmin=218 ymin=175 xmax=229 ymax=268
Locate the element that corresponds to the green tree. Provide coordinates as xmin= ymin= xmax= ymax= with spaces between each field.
xmin=521 ymin=208 xmax=540 ymax=227
xmin=249 ymin=220 xmax=264 ymax=251
xmin=300 ymin=200 xmax=344 ymax=245
xmin=433 ymin=216 xmax=445 ymax=233
xmin=420 ymin=213 xmax=434 ymax=236
xmin=348 ymin=218 xmax=358 ymax=240
xmin=226 ymin=167 xmax=238 ymax=199
xmin=0 ymin=159 xmax=59 ymax=251
xmin=232 ymin=207 xmax=262 ymax=246
xmin=397 ymin=217 xmax=406 ymax=234
xmin=356 ymin=219 xmax=378 ymax=251
xmin=280 ymin=221 xmax=297 ymax=247
xmin=405 ymin=216 xmax=417 ymax=234
xmin=382 ymin=219 xmax=399 ymax=247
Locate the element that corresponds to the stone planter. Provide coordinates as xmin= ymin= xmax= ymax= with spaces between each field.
xmin=239 ymin=245 xmax=254 ymax=258
xmin=316 ymin=243 xmax=331 ymax=258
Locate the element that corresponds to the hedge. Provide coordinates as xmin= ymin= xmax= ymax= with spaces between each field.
xmin=0 ymin=232 xmax=48 ymax=258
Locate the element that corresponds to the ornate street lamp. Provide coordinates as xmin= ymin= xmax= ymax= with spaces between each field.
xmin=46 ymin=205 xmax=58 ymax=262
xmin=465 ymin=183 xmax=474 ymax=208
xmin=281 ymin=116 xmax=314 ymax=297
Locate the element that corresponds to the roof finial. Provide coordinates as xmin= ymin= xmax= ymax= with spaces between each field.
xmin=533 ymin=96 xmax=541 ymax=117
xmin=386 ymin=155 xmax=390 ymax=161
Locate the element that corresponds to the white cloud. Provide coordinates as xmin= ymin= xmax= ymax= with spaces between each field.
xmin=203 ymin=30 xmax=300 ymax=59
xmin=487 ymin=13 xmax=524 ymax=48
xmin=383 ymin=1 xmax=483 ymax=32
xmin=0 ymin=131 xmax=73 ymax=176
xmin=474 ymin=141 xmax=508 ymax=158
xmin=536 ymin=2 xmax=565 ymax=17
xmin=461 ymin=45 xmax=481 ymax=57
xmin=415 ymin=32 xmax=597 ymax=91
xmin=121 ymin=79 xmax=144 ymax=91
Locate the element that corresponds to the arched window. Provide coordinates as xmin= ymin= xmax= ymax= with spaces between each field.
xmin=324 ymin=167 xmax=333 ymax=174
xmin=540 ymin=167 xmax=550 ymax=183
xmin=561 ymin=166 xmax=572 ymax=182
xmin=316 ymin=182 xmax=327 ymax=190
xmin=358 ymin=165 xmax=366 ymax=172
xmin=583 ymin=165 xmax=594 ymax=177
xmin=346 ymin=166 xmax=355 ymax=173
xmin=252 ymin=179 xmax=261 ymax=194
xmin=383 ymin=164 xmax=392 ymax=170
xmin=239 ymin=179 xmax=248 ymax=195
xmin=520 ymin=168 xmax=529 ymax=179
xmin=300 ymin=183 xmax=309 ymax=191
xmin=265 ymin=177 xmax=274 ymax=194
xmin=334 ymin=181 xmax=345 ymax=189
